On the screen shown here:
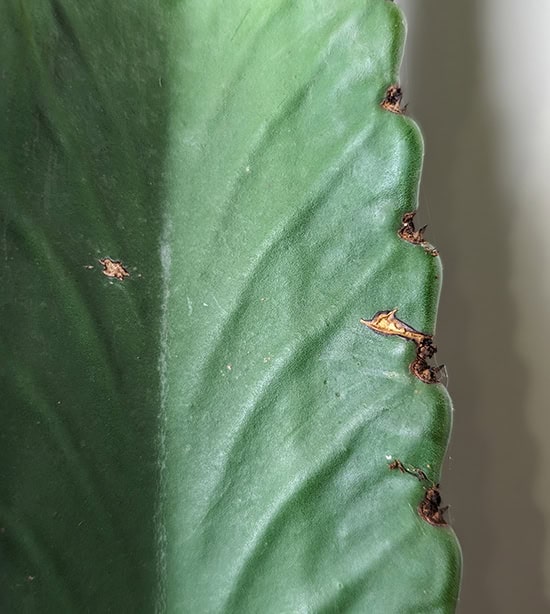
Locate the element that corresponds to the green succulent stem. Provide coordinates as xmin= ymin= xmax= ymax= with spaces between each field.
xmin=1 ymin=1 xmax=461 ymax=612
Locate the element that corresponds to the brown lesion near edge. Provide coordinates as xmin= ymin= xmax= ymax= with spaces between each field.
xmin=99 ymin=258 xmax=130 ymax=281
xmin=360 ymin=309 xmax=428 ymax=345
xmin=419 ymin=484 xmax=449 ymax=527
xmin=389 ymin=459 xmax=449 ymax=527
xmin=380 ymin=85 xmax=407 ymax=114
xmin=410 ymin=358 xmax=445 ymax=385
xmin=398 ymin=211 xmax=439 ymax=257
xmin=360 ymin=309 xmax=444 ymax=384
xmin=388 ymin=459 xmax=428 ymax=482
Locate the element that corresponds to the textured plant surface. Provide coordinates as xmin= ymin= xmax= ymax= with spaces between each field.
xmin=1 ymin=0 xmax=461 ymax=612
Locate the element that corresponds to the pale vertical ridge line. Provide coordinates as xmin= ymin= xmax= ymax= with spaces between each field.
xmin=155 ymin=216 xmax=172 ymax=614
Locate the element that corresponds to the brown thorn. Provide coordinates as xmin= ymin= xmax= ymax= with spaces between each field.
xmin=389 ymin=460 xmax=449 ymax=526
xmin=380 ymin=85 xmax=405 ymax=114
xmin=418 ymin=484 xmax=449 ymax=527
xmin=410 ymin=358 xmax=444 ymax=385
xmin=398 ymin=211 xmax=425 ymax=244
xmin=398 ymin=211 xmax=439 ymax=257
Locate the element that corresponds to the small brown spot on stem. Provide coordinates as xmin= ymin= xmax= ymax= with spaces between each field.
xmin=398 ymin=212 xmax=439 ymax=256
xmin=99 ymin=258 xmax=129 ymax=281
xmin=418 ymin=484 xmax=448 ymax=527
xmin=381 ymin=85 xmax=406 ymax=114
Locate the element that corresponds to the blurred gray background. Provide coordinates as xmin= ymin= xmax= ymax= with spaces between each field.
xmin=399 ymin=1 xmax=550 ymax=612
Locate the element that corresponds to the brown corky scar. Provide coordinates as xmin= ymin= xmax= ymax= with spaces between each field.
xmin=99 ymin=258 xmax=130 ymax=281
xmin=398 ymin=211 xmax=439 ymax=257
xmin=360 ymin=309 xmax=443 ymax=384
xmin=380 ymin=84 xmax=407 ymax=114
xmin=388 ymin=459 xmax=449 ymax=527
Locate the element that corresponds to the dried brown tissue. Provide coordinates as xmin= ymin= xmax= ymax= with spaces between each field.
xmin=360 ymin=309 xmax=444 ymax=384
xmin=398 ymin=211 xmax=439 ymax=257
xmin=376 ymin=68 xmax=449 ymax=528
xmin=389 ymin=459 xmax=448 ymax=527
xmin=380 ymin=84 xmax=406 ymax=115
xmin=99 ymin=258 xmax=130 ymax=281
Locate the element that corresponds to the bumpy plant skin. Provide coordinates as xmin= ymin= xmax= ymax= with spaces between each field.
xmin=1 ymin=1 xmax=461 ymax=612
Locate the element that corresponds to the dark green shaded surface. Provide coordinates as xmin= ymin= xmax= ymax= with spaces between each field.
xmin=1 ymin=1 xmax=461 ymax=612
xmin=0 ymin=2 xmax=168 ymax=611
